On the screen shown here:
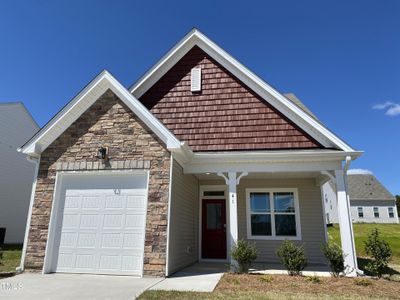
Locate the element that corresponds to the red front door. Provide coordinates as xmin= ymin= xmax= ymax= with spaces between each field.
xmin=202 ymin=199 xmax=227 ymax=259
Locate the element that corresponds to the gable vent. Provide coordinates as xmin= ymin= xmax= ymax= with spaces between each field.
xmin=190 ymin=68 xmax=202 ymax=92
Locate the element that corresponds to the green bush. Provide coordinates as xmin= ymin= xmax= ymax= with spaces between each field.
xmin=321 ymin=241 xmax=345 ymax=277
xmin=364 ymin=228 xmax=392 ymax=278
xmin=231 ymin=239 xmax=258 ymax=273
xmin=0 ymin=247 xmax=3 ymax=266
xmin=276 ymin=240 xmax=308 ymax=276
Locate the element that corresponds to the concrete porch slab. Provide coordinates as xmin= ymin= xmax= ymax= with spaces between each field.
xmin=150 ymin=263 xmax=227 ymax=292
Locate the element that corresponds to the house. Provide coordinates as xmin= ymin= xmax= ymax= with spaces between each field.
xmin=323 ymin=173 xmax=399 ymax=224
xmin=18 ymin=29 xmax=363 ymax=277
xmin=0 ymin=102 xmax=39 ymax=244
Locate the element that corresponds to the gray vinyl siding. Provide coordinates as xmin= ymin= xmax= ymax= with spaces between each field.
xmin=167 ymin=159 xmax=199 ymax=275
xmin=199 ymin=177 xmax=327 ymax=265
xmin=237 ymin=178 xmax=326 ymax=265
xmin=350 ymin=200 xmax=399 ymax=224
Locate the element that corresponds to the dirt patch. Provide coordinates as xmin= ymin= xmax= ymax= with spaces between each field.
xmin=217 ymin=273 xmax=400 ymax=299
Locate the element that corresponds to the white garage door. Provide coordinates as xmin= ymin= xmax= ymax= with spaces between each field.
xmin=53 ymin=172 xmax=148 ymax=276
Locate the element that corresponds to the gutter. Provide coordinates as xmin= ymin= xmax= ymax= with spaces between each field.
xmin=16 ymin=155 xmax=40 ymax=273
xmin=342 ymin=156 xmax=364 ymax=275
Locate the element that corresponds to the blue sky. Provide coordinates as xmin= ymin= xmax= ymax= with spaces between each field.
xmin=0 ymin=1 xmax=399 ymax=194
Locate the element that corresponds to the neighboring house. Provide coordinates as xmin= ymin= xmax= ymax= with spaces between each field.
xmin=0 ymin=102 xmax=39 ymax=244
xmin=18 ymin=29 xmax=362 ymax=277
xmin=323 ymin=173 xmax=399 ymax=224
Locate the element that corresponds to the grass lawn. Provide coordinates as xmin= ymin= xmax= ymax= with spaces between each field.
xmin=0 ymin=244 xmax=22 ymax=273
xmin=328 ymin=223 xmax=400 ymax=265
xmin=138 ymin=273 xmax=400 ymax=300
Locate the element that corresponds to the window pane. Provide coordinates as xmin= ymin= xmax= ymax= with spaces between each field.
xmin=373 ymin=207 xmax=379 ymax=218
xmin=250 ymin=193 xmax=270 ymax=213
xmin=207 ymin=203 xmax=222 ymax=229
xmin=274 ymin=192 xmax=295 ymax=213
xmin=204 ymin=190 xmax=225 ymax=197
xmin=275 ymin=215 xmax=297 ymax=236
xmin=388 ymin=207 xmax=394 ymax=218
xmin=358 ymin=207 xmax=363 ymax=218
xmin=251 ymin=214 xmax=271 ymax=236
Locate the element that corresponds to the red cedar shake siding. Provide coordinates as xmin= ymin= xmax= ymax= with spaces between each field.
xmin=139 ymin=46 xmax=323 ymax=152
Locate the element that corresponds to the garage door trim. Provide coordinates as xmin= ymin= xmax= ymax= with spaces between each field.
xmin=43 ymin=169 xmax=149 ymax=276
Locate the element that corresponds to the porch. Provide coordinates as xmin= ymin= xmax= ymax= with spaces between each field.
xmin=167 ymin=151 xmax=359 ymax=277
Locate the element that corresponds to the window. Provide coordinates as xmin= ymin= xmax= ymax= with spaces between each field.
xmin=247 ymin=189 xmax=300 ymax=240
xmin=203 ymin=190 xmax=225 ymax=197
xmin=373 ymin=207 xmax=379 ymax=218
xmin=388 ymin=207 xmax=395 ymax=218
xmin=357 ymin=207 xmax=364 ymax=218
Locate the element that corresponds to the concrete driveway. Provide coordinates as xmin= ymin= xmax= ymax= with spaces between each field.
xmin=0 ymin=273 xmax=162 ymax=300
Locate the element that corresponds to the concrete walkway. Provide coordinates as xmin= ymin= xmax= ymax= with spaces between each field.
xmin=0 ymin=273 xmax=162 ymax=300
xmin=151 ymin=263 xmax=227 ymax=292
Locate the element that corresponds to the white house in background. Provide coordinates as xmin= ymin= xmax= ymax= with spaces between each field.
xmin=323 ymin=170 xmax=399 ymax=224
xmin=0 ymin=102 xmax=39 ymax=244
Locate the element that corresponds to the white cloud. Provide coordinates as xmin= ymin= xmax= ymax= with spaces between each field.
xmin=372 ymin=101 xmax=400 ymax=116
xmin=347 ymin=169 xmax=373 ymax=175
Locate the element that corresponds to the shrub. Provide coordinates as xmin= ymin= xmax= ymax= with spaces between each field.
xmin=354 ymin=278 xmax=372 ymax=286
xmin=306 ymin=275 xmax=321 ymax=284
xmin=260 ymin=275 xmax=274 ymax=283
xmin=0 ymin=247 xmax=3 ymax=266
xmin=321 ymin=241 xmax=345 ymax=277
xmin=364 ymin=228 xmax=392 ymax=278
xmin=231 ymin=239 xmax=258 ymax=273
xmin=276 ymin=240 xmax=308 ymax=276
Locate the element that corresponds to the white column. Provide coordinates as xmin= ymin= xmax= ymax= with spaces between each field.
xmin=228 ymin=172 xmax=238 ymax=257
xmin=335 ymin=169 xmax=358 ymax=277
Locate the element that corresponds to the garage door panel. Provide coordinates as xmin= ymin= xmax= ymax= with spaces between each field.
xmin=80 ymin=214 xmax=100 ymax=229
xmin=54 ymin=173 xmax=147 ymax=276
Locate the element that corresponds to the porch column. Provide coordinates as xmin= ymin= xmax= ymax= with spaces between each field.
xmin=335 ymin=169 xmax=358 ymax=277
xmin=227 ymin=172 xmax=239 ymax=262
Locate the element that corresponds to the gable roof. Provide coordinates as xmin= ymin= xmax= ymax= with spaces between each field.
xmin=347 ymin=174 xmax=395 ymax=201
xmin=139 ymin=46 xmax=323 ymax=152
xmin=129 ymin=28 xmax=356 ymax=152
xmin=19 ymin=70 xmax=181 ymax=156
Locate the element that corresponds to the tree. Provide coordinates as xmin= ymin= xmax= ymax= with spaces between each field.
xmin=396 ymin=195 xmax=400 ymax=217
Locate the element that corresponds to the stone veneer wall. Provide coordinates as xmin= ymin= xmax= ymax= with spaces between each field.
xmin=25 ymin=90 xmax=171 ymax=277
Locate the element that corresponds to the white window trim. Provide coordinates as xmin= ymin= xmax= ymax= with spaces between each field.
xmin=246 ymin=188 xmax=302 ymax=241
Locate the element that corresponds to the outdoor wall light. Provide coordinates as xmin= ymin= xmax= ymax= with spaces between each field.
xmin=95 ymin=146 xmax=109 ymax=160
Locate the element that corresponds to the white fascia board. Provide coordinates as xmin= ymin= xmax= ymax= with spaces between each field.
xmin=129 ymin=29 xmax=197 ymax=97
xmin=184 ymin=160 xmax=342 ymax=174
xmin=20 ymin=71 xmax=181 ymax=155
xmin=181 ymin=149 xmax=360 ymax=174
xmin=130 ymin=29 xmax=356 ymax=152
xmin=191 ymin=149 xmax=362 ymax=163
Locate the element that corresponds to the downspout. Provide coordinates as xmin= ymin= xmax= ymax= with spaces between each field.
xmin=342 ymin=156 xmax=362 ymax=274
xmin=16 ymin=155 xmax=40 ymax=272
